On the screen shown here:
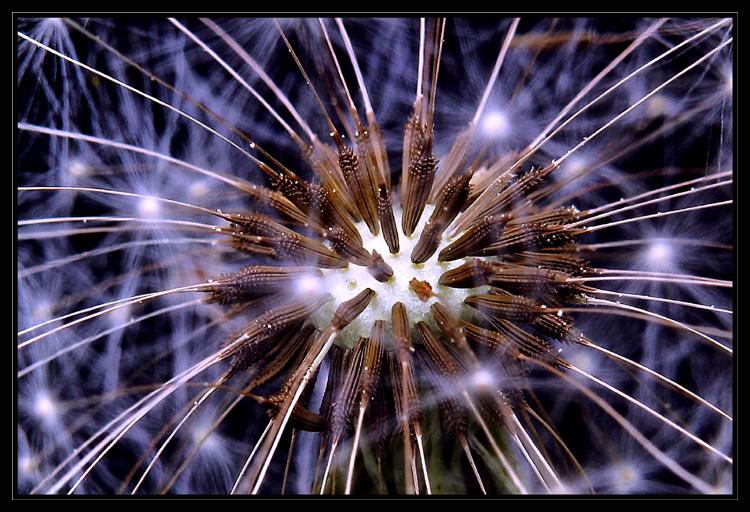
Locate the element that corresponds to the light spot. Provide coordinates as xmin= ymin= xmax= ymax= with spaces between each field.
xmin=109 ymin=303 xmax=132 ymax=327
xmin=68 ymin=159 xmax=91 ymax=178
xmin=191 ymin=423 xmax=220 ymax=452
xmin=567 ymin=349 xmax=594 ymax=374
xmin=470 ymin=368 xmax=495 ymax=391
xmin=722 ymin=69 xmax=733 ymax=97
xmin=138 ymin=197 xmax=160 ymax=218
xmin=296 ymin=274 xmax=322 ymax=295
xmin=19 ymin=454 xmax=37 ymax=476
xmin=645 ymin=94 xmax=672 ymax=119
xmin=189 ymin=181 xmax=209 ymax=199
xmin=560 ymin=155 xmax=588 ymax=178
xmin=481 ymin=111 xmax=510 ymax=138
xmin=644 ymin=240 xmax=673 ymax=269
xmin=34 ymin=393 xmax=58 ymax=422
xmin=611 ymin=461 xmax=642 ymax=492
xmin=32 ymin=300 xmax=53 ymax=324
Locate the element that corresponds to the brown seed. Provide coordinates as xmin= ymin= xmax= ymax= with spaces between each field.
xmin=388 ymin=351 xmax=423 ymax=427
xmin=332 ymin=288 xmax=376 ymax=331
xmin=484 ymin=261 xmax=588 ymax=298
xmin=401 ymin=134 xmax=439 ymax=237
xmin=339 ymin=146 xmax=380 ymax=235
xmin=401 ymin=109 xmax=421 ymax=193
xmin=209 ymin=265 xmax=322 ymax=305
xmin=356 ymin=127 xmax=393 ymax=239
xmin=429 ymin=125 xmax=474 ymax=202
xmin=438 ymin=259 xmax=493 ymax=288
xmin=377 ymin=184 xmax=400 ymax=254
xmin=503 ymin=247 xmax=589 ymax=275
xmin=307 ymin=182 xmax=363 ymax=245
xmin=438 ymin=213 xmax=512 ymax=261
xmin=411 ymin=169 xmax=472 ymax=263
xmin=367 ymin=250 xmax=394 ymax=282
xmin=264 ymin=386 xmax=328 ymax=432
xmin=366 ymin=117 xmax=392 ymax=188
xmin=221 ymin=294 xmax=331 ymax=361
xmin=482 ymin=223 xmax=585 ymax=256
xmin=488 ymin=317 xmax=559 ymax=365
xmin=464 ymin=293 xmax=539 ymax=323
xmin=320 ymin=345 xmax=350 ymax=426
xmin=357 ymin=322 xmax=386 ymax=401
xmin=306 ymin=140 xmax=359 ymax=220
xmin=228 ymin=233 xmax=278 ymax=258
xmin=287 ymin=404 xmax=328 ymax=432
xmin=249 ymin=295 xmax=330 ymax=339
xmin=325 ymin=225 xmax=371 ymax=265
xmin=270 ymin=170 xmax=315 ymax=213
xmin=244 ymin=182 xmax=313 ymax=229
xmin=462 ymin=322 xmax=511 ymax=352
xmin=243 ymin=323 xmax=317 ymax=390
xmin=391 ymin=302 xmax=413 ymax=356
xmin=228 ymin=212 xmax=348 ymax=268
xmin=455 ymin=166 xmax=553 ymax=233
xmin=388 ymin=303 xmax=422 ymax=434
xmin=415 ymin=321 xmax=463 ymax=377
xmin=329 ymin=337 xmax=366 ymax=437
xmin=430 ymin=302 xmax=469 ymax=352
xmin=410 ymin=222 xmax=443 ymax=265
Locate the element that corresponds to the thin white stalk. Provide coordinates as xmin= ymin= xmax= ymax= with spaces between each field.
xmin=472 ymin=18 xmax=520 ymax=125
xmin=581 ymin=339 xmax=731 ymax=420
xmin=582 ymin=200 xmax=732 ymax=233
xmin=566 ymin=364 xmax=732 ymax=464
xmin=17 ymin=32 xmax=261 ymax=167
xmin=19 ymin=299 xmax=203 ymax=377
xmin=168 ymin=18 xmax=302 ymax=143
xmin=230 ymin=420 xmax=273 ymax=494
xmin=17 ymin=123 xmax=262 ymax=194
xmin=586 ymin=297 xmax=732 ymax=354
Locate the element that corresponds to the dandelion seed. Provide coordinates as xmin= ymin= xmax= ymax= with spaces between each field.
xmin=16 ymin=15 xmax=733 ymax=496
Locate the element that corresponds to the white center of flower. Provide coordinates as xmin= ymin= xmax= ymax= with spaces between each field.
xmin=310 ymin=204 xmax=482 ymax=347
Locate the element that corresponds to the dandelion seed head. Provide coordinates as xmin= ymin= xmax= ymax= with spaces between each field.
xmin=15 ymin=16 xmax=733 ymax=496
